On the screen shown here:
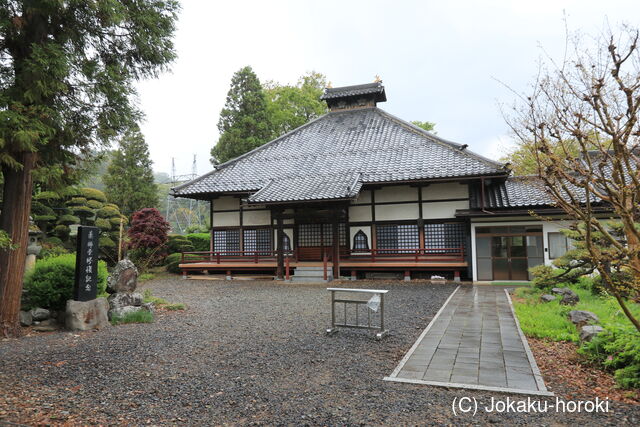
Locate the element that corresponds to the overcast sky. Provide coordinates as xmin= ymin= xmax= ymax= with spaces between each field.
xmin=135 ymin=0 xmax=640 ymax=178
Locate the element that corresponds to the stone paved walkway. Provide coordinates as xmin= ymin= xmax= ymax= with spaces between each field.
xmin=384 ymin=286 xmax=552 ymax=396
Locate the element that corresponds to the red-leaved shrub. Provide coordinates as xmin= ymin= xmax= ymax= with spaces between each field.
xmin=127 ymin=208 xmax=170 ymax=268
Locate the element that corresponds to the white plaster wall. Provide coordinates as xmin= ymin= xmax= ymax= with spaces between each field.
xmin=213 ymin=211 xmax=239 ymax=227
xmin=376 ymin=203 xmax=420 ymax=221
xmin=349 ymin=205 xmax=372 ymax=222
xmin=422 ymin=182 xmax=469 ymax=200
xmin=375 ymin=185 xmax=418 ymax=203
xmin=243 ymin=210 xmax=271 ymax=226
xmin=355 ymin=190 xmax=372 ymax=204
xmin=542 ymin=220 xmax=573 ymax=265
xmin=422 ymin=200 xmax=469 ymax=219
xmin=349 ymin=226 xmax=371 ymax=252
xmin=213 ymin=196 xmax=239 ymax=211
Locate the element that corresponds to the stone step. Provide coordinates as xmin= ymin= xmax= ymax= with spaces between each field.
xmin=293 ymin=269 xmax=327 ymax=277
xmin=291 ymin=276 xmax=333 ymax=283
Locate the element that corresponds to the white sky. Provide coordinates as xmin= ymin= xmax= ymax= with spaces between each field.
xmin=135 ymin=0 xmax=640 ymax=177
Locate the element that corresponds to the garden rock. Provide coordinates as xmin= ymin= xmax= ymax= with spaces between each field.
xmin=30 ymin=307 xmax=50 ymax=321
xmin=65 ymin=298 xmax=110 ymax=331
xmin=108 ymin=292 xmax=143 ymax=310
xmin=142 ymin=302 xmax=155 ymax=313
xmin=580 ymin=325 xmax=604 ymax=342
xmin=19 ymin=310 xmax=32 ymax=326
xmin=110 ymin=305 xmax=143 ymax=319
xmin=568 ymin=310 xmax=599 ymax=328
xmin=560 ymin=292 xmax=580 ymax=306
xmin=540 ymin=294 xmax=556 ymax=303
xmin=107 ymin=259 xmax=139 ymax=294
xmin=551 ymin=287 xmax=574 ymax=296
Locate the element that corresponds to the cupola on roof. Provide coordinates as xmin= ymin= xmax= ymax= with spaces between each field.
xmin=320 ymin=82 xmax=387 ymax=111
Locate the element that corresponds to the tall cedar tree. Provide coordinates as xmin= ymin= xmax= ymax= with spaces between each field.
xmin=210 ymin=66 xmax=272 ymax=164
xmin=0 ymin=1 xmax=178 ymax=337
xmin=104 ymin=129 xmax=159 ymax=217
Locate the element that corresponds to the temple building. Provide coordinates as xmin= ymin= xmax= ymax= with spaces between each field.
xmin=172 ymin=82 xmax=574 ymax=282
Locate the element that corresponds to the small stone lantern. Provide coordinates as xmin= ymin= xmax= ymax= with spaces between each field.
xmin=25 ymin=222 xmax=43 ymax=273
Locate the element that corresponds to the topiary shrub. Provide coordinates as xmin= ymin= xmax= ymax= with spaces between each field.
xmin=165 ymin=252 xmax=199 ymax=274
xmin=95 ymin=218 xmax=112 ymax=231
xmin=23 ymin=253 xmax=107 ymax=310
xmin=167 ymin=234 xmax=194 ymax=254
xmin=80 ymin=187 xmax=108 ymax=203
xmin=71 ymin=205 xmax=95 ymax=217
xmin=97 ymin=206 xmax=120 ymax=218
xmin=33 ymin=191 xmax=61 ymax=201
xmin=87 ymin=199 xmax=104 ymax=210
xmin=66 ymin=196 xmax=88 ymax=206
xmin=43 ymin=236 xmax=64 ymax=246
xmin=186 ymin=233 xmax=210 ymax=252
xmin=99 ymin=236 xmax=116 ymax=249
xmin=53 ymin=224 xmax=70 ymax=240
xmin=57 ymin=214 xmax=80 ymax=225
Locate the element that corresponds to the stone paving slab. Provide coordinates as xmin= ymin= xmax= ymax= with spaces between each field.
xmin=384 ymin=286 xmax=553 ymax=396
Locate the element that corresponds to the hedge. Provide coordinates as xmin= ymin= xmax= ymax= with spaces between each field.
xmin=165 ymin=252 xmax=199 ymax=274
xmin=23 ymin=253 xmax=107 ymax=310
xmin=186 ymin=233 xmax=210 ymax=252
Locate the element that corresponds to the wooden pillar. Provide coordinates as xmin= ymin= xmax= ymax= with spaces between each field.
xmin=276 ymin=209 xmax=284 ymax=279
xmin=209 ymin=200 xmax=214 ymax=255
xmin=332 ymin=213 xmax=340 ymax=279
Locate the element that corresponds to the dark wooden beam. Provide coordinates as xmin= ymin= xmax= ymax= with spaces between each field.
xmin=275 ymin=209 xmax=284 ymax=279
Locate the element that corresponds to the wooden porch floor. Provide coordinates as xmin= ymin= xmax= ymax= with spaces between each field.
xmin=179 ymin=260 xmax=468 ymax=270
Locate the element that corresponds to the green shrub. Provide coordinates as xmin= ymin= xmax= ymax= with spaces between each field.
xmin=165 ymin=252 xmax=199 ymax=274
xmin=186 ymin=233 xmax=209 ymax=252
xmin=165 ymin=303 xmax=185 ymax=311
xmin=95 ymin=218 xmax=112 ymax=231
xmin=57 ymin=214 xmax=80 ymax=225
xmin=23 ymin=253 xmax=107 ymax=310
xmin=53 ymin=224 xmax=71 ymax=239
xmin=143 ymin=289 xmax=169 ymax=305
xmin=80 ymin=187 xmax=108 ymax=203
xmin=167 ymin=234 xmax=194 ymax=254
xmin=591 ymin=271 xmax=635 ymax=298
xmin=38 ymin=244 xmax=68 ymax=259
xmin=97 ymin=206 xmax=120 ymax=218
xmin=67 ymin=196 xmax=88 ymax=206
xmin=34 ymin=191 xmax=61 ymax=201
xmin=33 ymin=214 xmax=57 ymax=223
xmin=87 ymin=199 xmax=104 ymax=210
xmin=31 ymin=201 xmax=54 ymax=216
xmin=43 ymin=236 xmax=64 ymax=246
xmin=71 ymin=205 xmax=95 ymax=217
xmin=110 ymin=310 xmax=154 ymax=325
xmin=529 ymin=265 xmax=565 ymax=290
xmin=99 ymin=236 xmax=116 ymax=249
xmin=109 ymin=216 xmax=125 ymax=226
xmin=579 ymin=323 xmax=640 ymax=389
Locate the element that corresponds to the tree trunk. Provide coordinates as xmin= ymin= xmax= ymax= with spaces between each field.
xmin=0 ymin=152 xmax=36 ymax=338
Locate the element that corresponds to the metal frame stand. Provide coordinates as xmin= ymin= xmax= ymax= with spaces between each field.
xmin=326 ymin=288 xmax=389 ymax=340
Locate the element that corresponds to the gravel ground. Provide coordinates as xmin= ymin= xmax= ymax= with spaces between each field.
xmin=1 ymin=278 xmax=639 ymax=426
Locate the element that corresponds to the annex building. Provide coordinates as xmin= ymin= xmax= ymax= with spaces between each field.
xmin=172 ymin=82 xmax=574 ymax=282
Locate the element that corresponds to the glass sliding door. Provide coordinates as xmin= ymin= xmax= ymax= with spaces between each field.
xmin=476 ymin=226 xmax=543 ymax=281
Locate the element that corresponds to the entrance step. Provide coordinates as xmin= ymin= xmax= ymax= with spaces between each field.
xmin=291 ymin=266 xmax=333 ymax=282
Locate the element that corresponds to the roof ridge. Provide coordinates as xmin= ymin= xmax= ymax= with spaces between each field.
xmin=373 ymin=108 xmax=508 ymax=171
xmin=171 ymin=112 xmax=332 ymax=193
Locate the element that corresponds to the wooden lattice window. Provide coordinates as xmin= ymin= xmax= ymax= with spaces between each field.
xmin=213 ymin=229 xmax=240 ymax=255
xmin=424 ymin=223 xmax=466 ymax=253
xmin=376 ymin=224 xmax=419 ymax=253
xmin=243 ymin=228 xmax=271 ymax=255
xmin=298 ymin=223 xmax=347 ymax=247
xmin=352 ymin=230 xmax=369 ymax=251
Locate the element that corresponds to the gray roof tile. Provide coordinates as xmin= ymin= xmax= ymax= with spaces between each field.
xmin=173 ymin=107 xmax=508 ymax=202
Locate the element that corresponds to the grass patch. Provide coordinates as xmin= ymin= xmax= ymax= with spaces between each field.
xmin=139 ymin=272 xmax=155 ymax=282
xmin=142 ymin=289 xmax=185 ymax=310
xmin=513 ymin=286 xmax=640 ymax=342
xmin=110 ymin=310 xmax=154 ymax=325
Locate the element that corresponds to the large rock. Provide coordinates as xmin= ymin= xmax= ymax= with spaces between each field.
xmin=560 ymin=292 xmax=580 ymax=306
xmin=552 ymin=287 xmax=574 ymax=296
xmin=540 ymin=294 xmax=556 ymax=303
xmin=108 ymin=292 xmax=143 ymax=310
xmin=109 ymin=302 xmax=154 ymax=320
xmin=65 ymin=298 xmax=110 ymax=331
xmin=568 ymin=310 xmax=599 ymax=328
xmin=580 ymin=325 xmax=604 ymax=342
xmin=19 ymin=310 xmax=33 ymax=326
xmin=30 ymin=307 xmax=50 ymax=321
xmin=107 ymin=259 xmax=139 ymax=294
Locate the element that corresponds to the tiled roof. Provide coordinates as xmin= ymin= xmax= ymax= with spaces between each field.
xmin=320 ymin=82 xmax=386 ymax=102
xmin=470 ymin=177 xmax=555 ymax=209
xmin=173 ymin=107 xmax=508 ymax=203
xmin=249 ymin=173 xmax=362 ymax=203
